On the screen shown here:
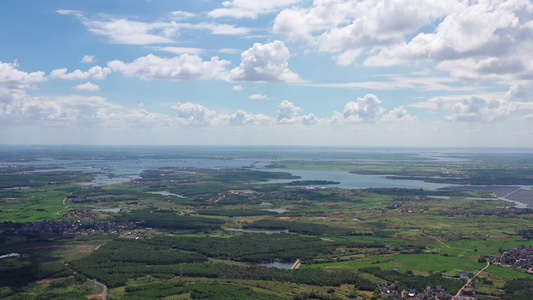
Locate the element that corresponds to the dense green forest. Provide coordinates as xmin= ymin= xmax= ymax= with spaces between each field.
xmin=70 ymin=237 xmax=375 ymax=289
xmin=243 ymin=219 xmax=355 ymax=236
xmin=114 ymin=209 xmax=225 ymax=230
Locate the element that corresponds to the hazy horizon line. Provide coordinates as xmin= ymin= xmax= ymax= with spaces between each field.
xmin=1 ymin=144 xmax=533 ymax=151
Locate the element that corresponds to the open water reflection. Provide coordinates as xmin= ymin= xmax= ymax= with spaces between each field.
xmin=225 ymin=228 xmax=284 ymax=234
xmin=3 ymin=156 xmax=454 ymax=190
xmin=258 ymin=262 xmax=294 ymax=269
xmin=261 ymin=168 xmax=452 ymax=190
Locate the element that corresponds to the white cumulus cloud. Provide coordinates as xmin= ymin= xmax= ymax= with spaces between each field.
xmin=228 ymin=110 xmax=274 ymax=126
xmin=230 ymin=41 xmax=301 ymax=82
xmin=0 ymin=61 xmax=46 ymax=89
xmin=108 ymin=54 xmax=231 ymax=81
xmin=274 ymin=99 xmax=317 ymax=125
xmin=0 ymin=85 xmax=193 ymax=131
xmin=364 ymin=0 xmax=533 ymax=80
xmin=381 ymin=106 xmax=417 ymax=123
xmin=274 ymin=0 xmax=459 ymax=65
xmin=171 ymin=102 xmax=218 ymax=126
xmin=302 ymin=113 xmax=318 ymax=125
xmin=50 ymin=66 xmax=111 ymax=80
xmin=277 ymin=99 xmax=301 ymax=122
xmin=410 ymin=84 xmax=533 ymax=123
xmin=506 ymin=84 xmax=532 ymax=102
xmin=0 ymin=88 xmax=120 ymax=123
xmin=342 ymin=94 xmax=386 ymax=123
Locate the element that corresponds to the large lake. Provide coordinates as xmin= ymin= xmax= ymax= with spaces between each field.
xmin=4 ymin=158 xmax=270 ymax=186
xmin=2 ymin=157 xmax=450 ymax=190
xmin=2 ymin=148 xmax=531 ymax=207
xmin=261 ymin=168 xmax=452 ymax=190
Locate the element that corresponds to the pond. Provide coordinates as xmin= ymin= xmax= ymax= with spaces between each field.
xmin=94 ymin=208 xmax=122 ymax=213
xmin=148 ymin=191 xmax=185 ymax=198
xmin=258 ymin=262 xmax=295 ymax=269
xmin=262 ymin=208 xmax=288 ymax=214
xmin=225 ymin=228 xmax=285 ymax=234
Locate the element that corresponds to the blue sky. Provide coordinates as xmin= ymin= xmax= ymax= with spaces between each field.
xmin=1 ymin=0 xmax=532 ymax=147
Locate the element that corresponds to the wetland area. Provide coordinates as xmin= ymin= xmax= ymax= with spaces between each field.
xmin=1 ymin=146 xmax=533 ymax=300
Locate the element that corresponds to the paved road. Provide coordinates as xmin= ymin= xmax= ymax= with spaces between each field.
xmin=94 ymin=279 xmax=108 ymax=300
xmin=454 ymin=261 xmax=490 ymax=298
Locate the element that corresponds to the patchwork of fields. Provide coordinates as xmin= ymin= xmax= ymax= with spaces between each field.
xmin=1 ymin=147 xmax=533 ymax=299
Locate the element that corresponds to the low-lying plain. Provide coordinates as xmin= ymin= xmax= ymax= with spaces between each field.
xmin=1 ymin=146 xmax=533 ymax=299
